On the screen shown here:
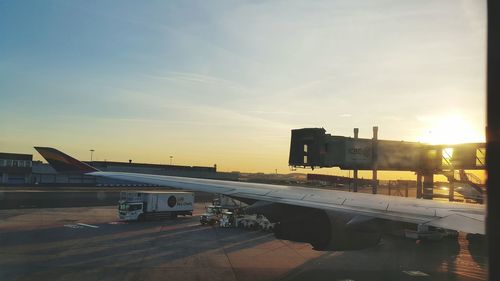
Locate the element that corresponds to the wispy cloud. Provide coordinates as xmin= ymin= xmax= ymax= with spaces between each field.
xmin=143 ymin=71 xmax=250 ymax=94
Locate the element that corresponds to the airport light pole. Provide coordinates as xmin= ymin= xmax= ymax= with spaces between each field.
xmin=169 ymin=156 xmax=173 ymax=165
xmin=90 ymin=149 xmax=94 ymax=162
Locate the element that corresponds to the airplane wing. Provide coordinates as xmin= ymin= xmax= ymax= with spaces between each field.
xmin=87 ymin=170 xmax=485 ymax=234
xmin=35 ymin=147 xmax=485 ymax=250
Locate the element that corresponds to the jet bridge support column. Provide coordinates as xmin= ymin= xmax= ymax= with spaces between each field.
xmin=449 ymin=170 xmax=455 ymax=202
xmin=353 ymin=128 xmax=359 ymax=192
xmin=372 ymin=126 xmax=378 ymax=194
xmin=416 ymin=173 xmax=423 ymax=199
xmin=422 ymin=173 xmax=434 ymax=200
xmin=449 ymin=181 xmax=455 ymax=201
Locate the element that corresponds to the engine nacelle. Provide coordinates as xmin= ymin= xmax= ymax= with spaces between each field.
xmin=247 ymin=202 xmax=381 ymax=251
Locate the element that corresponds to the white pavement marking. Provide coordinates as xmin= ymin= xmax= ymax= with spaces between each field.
xmin=76 ymin=223 xmax=99 ymax=228
xmin=109 ymin=221 xmax=127 ymax=225
xmin=403 ymin=270 xmax=429 ymax=277
xmin=64 ymin=224 xmax=83 ymax=229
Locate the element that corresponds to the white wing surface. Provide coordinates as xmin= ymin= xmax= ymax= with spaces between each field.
xmin=89 ymin=171 xmax=485 ymax=234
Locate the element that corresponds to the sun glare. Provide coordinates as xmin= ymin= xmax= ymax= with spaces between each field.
xmin=418 ymin=115 xmax=485 ymax=145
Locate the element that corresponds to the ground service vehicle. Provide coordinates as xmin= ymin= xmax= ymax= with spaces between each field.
xmin=236 ymin=214 xmax=275 ymax=230
xmin=118 ymin=191 xmax=194 ymax=221
xmin=200 ymin=205 xmax=224 ymax=225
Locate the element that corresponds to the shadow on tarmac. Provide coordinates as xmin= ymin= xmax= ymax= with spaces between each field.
xmin=280 ymin=234 xmax=487 ymax=281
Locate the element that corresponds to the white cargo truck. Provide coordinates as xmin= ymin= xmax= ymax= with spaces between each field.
xmin=118 ymin=191 xmax=194 ymax=221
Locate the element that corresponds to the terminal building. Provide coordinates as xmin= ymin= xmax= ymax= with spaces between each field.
xmin=31 ymin=161 xmax=97 ymax=185
xmin=0 ymin=152 xmax=33 ymax=184
xmin=1 ymin=151 xmax=239 ymax=185
xmin=32 ymin=160 xmax=238 ymax=185
xmin=89 ymin=161 xmax=216 ymax=177
xmin=87 ymin=161 xmax=237 ymax=182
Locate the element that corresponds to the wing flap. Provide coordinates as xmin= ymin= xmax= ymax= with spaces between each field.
xmin=343 ymin=197 xmax=389 ymax=212
xmin=426 ymin=214 xmax=485 ymax=234
xmin=387 ymin=203 xmax=437 ymax=217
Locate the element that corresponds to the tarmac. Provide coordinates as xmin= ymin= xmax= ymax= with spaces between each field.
xmin=0 ymin=189 xmax=488 ymax=281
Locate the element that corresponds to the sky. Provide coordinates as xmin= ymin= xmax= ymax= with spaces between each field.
xmin=0 ymin=0 xmax=486 ymax=176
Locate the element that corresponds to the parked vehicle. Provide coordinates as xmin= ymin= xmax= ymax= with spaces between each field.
xmin=200 ymin=205 xmax=224 ymax=225
xmin=236 ymin=214 xmax=274 ymax=230
xmin=118 ymin=191 xmax=194 ymax=221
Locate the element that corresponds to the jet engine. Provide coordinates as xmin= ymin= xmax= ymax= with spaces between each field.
xmin=246 ymin=201 xmax=382 ymax=251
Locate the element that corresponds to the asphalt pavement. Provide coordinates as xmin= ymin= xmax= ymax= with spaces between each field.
xmin=0 ymin=203 xmax=487 ymax=281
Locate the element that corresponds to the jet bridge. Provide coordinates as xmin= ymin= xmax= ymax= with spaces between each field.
xmin=289 ymin=128 xmax=486 ymax=201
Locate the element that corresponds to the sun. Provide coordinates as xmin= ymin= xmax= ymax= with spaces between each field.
xmin=418 ymin=115 xmax=485 ymax=145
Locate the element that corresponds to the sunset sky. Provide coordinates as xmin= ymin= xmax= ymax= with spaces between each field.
xmin=0 ymin=1 xmax=486 ymax=177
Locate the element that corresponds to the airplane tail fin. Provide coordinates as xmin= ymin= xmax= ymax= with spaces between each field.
xmin=34 ymin=147 xmax=99 ymax=174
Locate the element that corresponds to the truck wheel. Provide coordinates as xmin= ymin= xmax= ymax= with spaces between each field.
xmin=170 ymin=213 xmax=178 ymax=219
xmin=138 ymin=214 xmax=145 ymax=222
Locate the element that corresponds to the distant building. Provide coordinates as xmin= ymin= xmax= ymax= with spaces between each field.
xmin=32 ymin=161 xmax=96 ymax=185
xmin=30 ymin=159 xmax=238 ymax=185
xmin=307 ymin=173 xmax=376 ymax=186
xmin=2 ymin=150 xmax=239 ymax=185
xmin=87 ymin=161 xmax=238 ymax=182
xmin=0 ymin=152 xmax=33 ymax=184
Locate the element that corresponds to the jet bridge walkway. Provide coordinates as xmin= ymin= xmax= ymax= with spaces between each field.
xmin=289 ymin=127 xmax=486 ymax=202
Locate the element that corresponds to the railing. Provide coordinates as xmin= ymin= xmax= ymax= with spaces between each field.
xmin=443 ymin=169 xmax=484 ymax=195
xmin=476 ymin=148 xmax=486 ymax=167
xmin=463 ymin=172 xmax=483 ymax=186
xmin=442 ymin=151 xmax=452 ymax=166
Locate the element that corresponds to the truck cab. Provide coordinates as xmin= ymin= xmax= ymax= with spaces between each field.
xmin=118 ymin=201 xmax=145 ymax=221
